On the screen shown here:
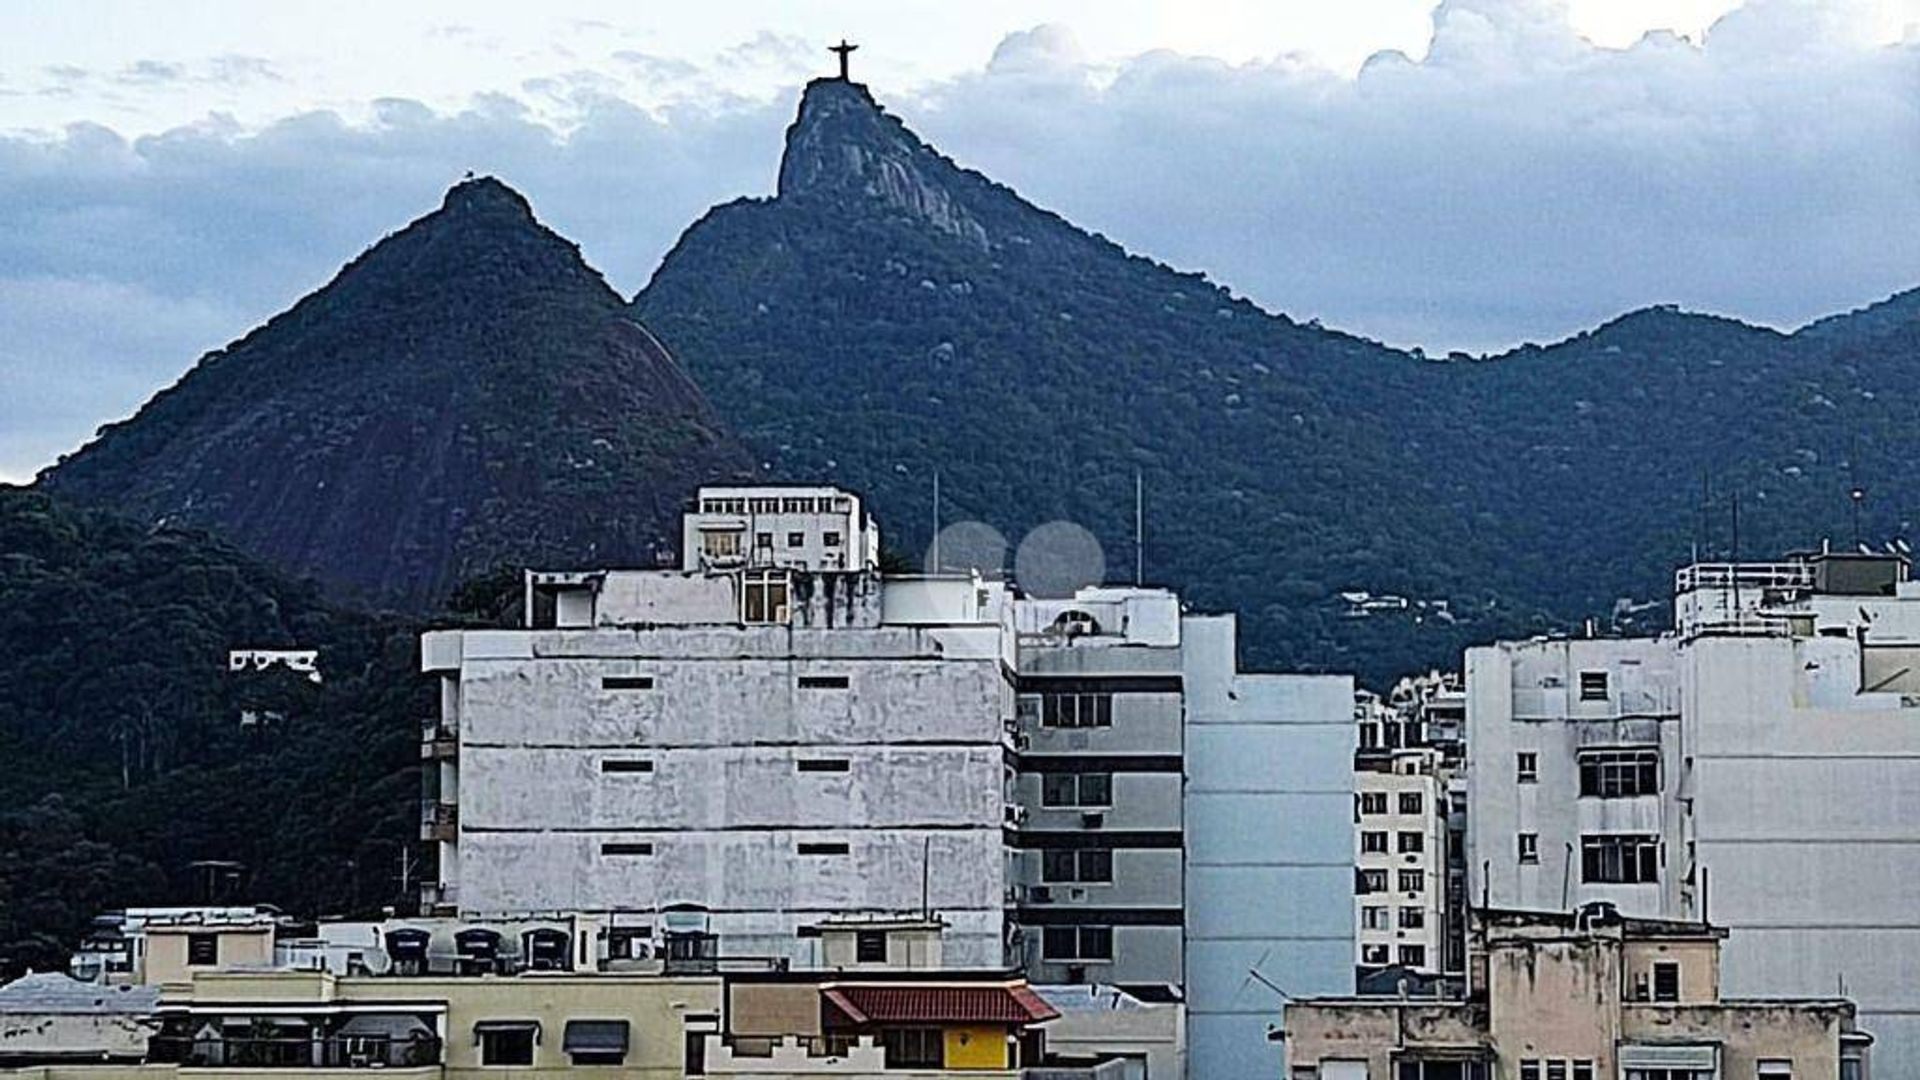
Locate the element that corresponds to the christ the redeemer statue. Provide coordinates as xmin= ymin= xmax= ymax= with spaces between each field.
xmin=830 ymin=39 xmax=858 ymax=81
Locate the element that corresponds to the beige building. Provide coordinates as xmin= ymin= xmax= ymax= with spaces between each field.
xmin=1284 ymin=907 xmax=1871 ymax=1080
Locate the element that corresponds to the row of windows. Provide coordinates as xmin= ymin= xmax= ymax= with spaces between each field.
xmin=1519 ymin=1060 xmax=1597 ymax=1080
xmin=1359 ymin=792 xmax=1426 ymax=815
xmin=1040 ymin=773 xmax=1112 ymax=807
xmin=1041 ymin=926 xmax=1113 ymax=961
xmin=476 ymin=1024 xmax=626 ymax=1067
xmin=1358 ymin=905 xmax=1427 ymax=930
xmin=1356 ymin=869 xmax=1426 ymax=894
xmin=1040 ymin=849 xmax=1113 ymax=884
xmin=599 ymin=673 xmax=850 ymax=691
xmin=700 ymin=496 xmax=849 ymax=515
xmin=1041 ymin=692 xmax=1113 ymax=728
xmin=599 ymin=840 xmax=851 ymax=857
xmin=1514 ymin=747 xmax=1660 ymax=797
xmin=1514 ymin=833 xmax=1661 ymax=883
xmin=1359 ymin=943 xmax=1427 ymax=967
xmin=1359 ymin=830 xmax=1426 ymax=854
xmin=753 ymin=530 xmax=844 ymax=548
xmin=600 ymin=757 xmax=855 ymax=774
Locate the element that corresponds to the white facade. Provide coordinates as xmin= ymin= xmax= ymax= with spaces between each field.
xmin=682 ymin=484 xmax=879 ymax=575
xmin=1467 ymin=550 xmax=1920 ymax=1074
xmin=1353 ymin=751 xmax=1446 ymax=977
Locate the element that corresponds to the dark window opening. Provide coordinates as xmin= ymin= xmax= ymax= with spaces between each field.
xmin=1579 ymin=749 xmax=1660 ymax=798
xmin=1653 ymin=961 xmax=1680 ymax=1002
xmin=602 ymin=675 xmax=654 ymax=690
xmin=798 ymin=842 xmax=850 ymax=856
xmin=856 ymin=931 xmax=888 ymax=963
xmin=1041 ymin=692 xmax=1113 ymax=728
xmin=799 ymin=675 xmax=850 ymax=689
xmin=601 ymin=759 xmax=654 ymax=773
xmin=186 ymin=933 xmax=219 ymax=967
xmin=477 ymin=1026 xmax=536 ymax=1066
xmin=601 ymin=842 xmax=654 ymax=856
xmin=1581 ymin=834 xmax=1659 ymax=884
xmin=1579 ymin=671 xmax=1610 ymax=701
xmin=797 ymin=758 xmax=850 ymax=772
xmin=881 ymin=1028 xmax=942 ymax=1069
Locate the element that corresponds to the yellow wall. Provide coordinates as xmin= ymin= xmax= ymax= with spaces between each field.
xmin=144 ymin=928 xmax=274 ymax=987
xmin=942 ymin=1024 xmax=1009 ymax=1070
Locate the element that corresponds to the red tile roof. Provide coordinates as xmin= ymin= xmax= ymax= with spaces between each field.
xmin=822 ymin=983 xmax=1060 ymax=1026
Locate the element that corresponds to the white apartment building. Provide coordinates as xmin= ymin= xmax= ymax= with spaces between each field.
xmin=1353 ymin=746 xmax=1448 ymax=979
xmin=1467 ymin=547 xmax=1920 ymax=1074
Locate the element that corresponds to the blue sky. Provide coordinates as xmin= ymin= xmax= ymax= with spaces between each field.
xmin=2 ymin=0 xmax=1917 ymax=481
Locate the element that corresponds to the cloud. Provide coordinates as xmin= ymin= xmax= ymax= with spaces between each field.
xmin=0 ymin=0 xmax=1916 ymax=480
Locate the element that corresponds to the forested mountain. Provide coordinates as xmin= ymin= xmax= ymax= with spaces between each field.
xmin=39 ymin=178 xmax=754 ymax=610
xmin=635 ymin=78 xmax=1920 ymax=681
xmin=0 ymin=486 xmax=426 ymax=974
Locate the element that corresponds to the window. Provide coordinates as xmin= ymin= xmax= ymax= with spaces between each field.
xmin=1579 ymin=749 xmax=1660 ymax=798
xmin=1581 ymin=834 xmax=1659 ymax=884
xmin=1042 ymin=926 xmax=1113 ymax=961
xmin=749 ymin=497 xmax=779 ymax=514
xmin=1653 ymin=961 xmax=1680 ymax=1002
xmin=1360 ymin=792 xmax=1389 ymax=815
xmin=476 ymin=1024 xmax=537 ymax=1066
xmin=1398 ymin=944 xmax=1426 ymax=967
xmin=1398 ymin=869 xmax=1424 ymax=893
xmin=1518 ymin=833 xmax=1539 ymax=864
xmin=1517 ymin=752 xmax=1538 ymax=783
xmin=563 ymin=1021 xmax=629 ymax=1066
xmin=798 ymin=674 xmax=849 ymax=689
xmin=1360 ymin=944 xmax=1390 ymax=965
xmin=1399 ymin=907 xmax=1425 ymax=929
xmin=1521 ymin=1063 xmax=1541 ymax=1080
xmin=601 ymin=675 xmax=654 ymax=690
xmin=856 ymin=930 xmax=888 ymax=963
xmin=754 ymin=531 xmax=773 ymax=549
xmin=1398 ymin=831 xmax=1424 ymax=854
xmin=1042 ymin=692 xmax=1113 ymax=728
xmin=1361 ymin=831 xmax=1389 ymax=854
xmin=798 ymin=842 xmax=850 ymax=856
xmin=186 ymin=933 xmax=219 ymax=967
xmin=1362 ymin=906 xmax=1390 ymax=930
xmin=1396 ymin=1062 xmax=1488 ymax=1080
xmin=786 ymin=531 xmax=805 ymax=547
xmin=1573 ymin=1064 xmax=1594 ymax=1080
xmin=780 ymin=498 xmax=808 ymax=513
xmin=1399 ymin=792 xmax=1423 ymax=815
xmin=824 ymin=531 xmax=843 ymax=547
xmin=1357 ymin=869 xmax=1388 ymax=894
xmin=742 ymin=570 xmax=790 ymax=623
xmin=1546 ymin=1063 xmax=1567 ymax=1080
xmin=797 ymin=758 xmax=849 ymax=772
xmin=1579 ymin=670 xmax=1610 ymax=700
xmin=1042 ymin=773 xmax=1112 ymax=807
xmin=700 ymin=531 xmax=741 ymax=560
xmin=1042 ymin=849 xmax=1113 ymax=883
xmin=601 ymin=759 xmax=654 ymax=773
xmin=881 ymin=1028 xmax=943 ymax=1069
xmin=601 ymin=842 xmax=653 ymax=856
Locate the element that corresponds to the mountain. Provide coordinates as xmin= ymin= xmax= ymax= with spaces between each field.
xmin=635 ymin=79 xmax=1920 ymax=683
xmin=0 ymin=486 xmax=423 ymax=974
xmin=39 ymin=177 xmax=754 ymax=610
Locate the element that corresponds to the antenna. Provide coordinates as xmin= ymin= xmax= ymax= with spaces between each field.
xmin=1849 ymin=437 xmax=1865 ymax=547
xmin=1730 ymin=491 xmax=1742 ymax=619
xmin=921 ymin=836 xmax=932 ymax=920
xmin=1134 ymin=469 xmax=1144 ymax=586
xmin=931 ymin=470 xmax=941 ymax=573
xmin=1560 ymin=842 xmax=1574 ymax=910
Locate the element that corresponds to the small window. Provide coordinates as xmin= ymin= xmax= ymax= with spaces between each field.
xmin=754 ymin=532 xmax=773 ymax=549
xmin=477 ymin=1024 xmax=537 ymax=1066
xmin=601 ymin=842 xmax=654 ymax=856
xmin=786 ymin=531 xmax=805 ymax=547
xmin=1398 ymin=944 xmax=1426 ymax=967
xmin=1360 ymin=943 xmax=1389 ymax=965
xmin=1359 ymin=792 xmax=1388 ymax=815
xmin=1361 ymin=831 xmax=1389 ymax=854
xmin=881 ymin=1027 xmax=942 ymax=1069
xmin=797 ymin=758 xmax=850 ymax=772
xmin=1757 ymin=1060 xmax=1793 ymax=1080
xmin=1521 ymin=1062 xmax=1541 ymax=1080
xmin=742 ymin=569 xmax=790 ymax=624
xmin=1582 ymin=834 xmax=1659 ymax=884
xmin=749 ymin=498 xmax=779 ymax=514
xmin=1041 ymin=925 xmax=1113 ymax=961
xmin=824 ymin=531 xmax=843 ymax=547
xmin=1357 ymin=869 xmax=1388 ymax=894
xmin=1653 ymin=960 xmax=1681 ymax=1002
xmin=1546 ymin=1063 xmax=1567 ymax=1080
xmin=601 ymin=759 xmax=654 ymax=773
xmin=799 ymin=675 xmax=849 ymax=689
xmin=1042 ymin=773 xmax=1112 ymax=807
xmin=1399 ymin=907 xmax=1425 ymax=929
xmin=186 ymin=933 xmax=219 ymax=967
xmin=1517 ymin=751 xmax=1538 ymax=783
xmin=1579 ymin=671 xmax=1610 ymax=701
xmin=601 ymin=675 xmax=654 ymax=690
xmin=1397 ymin=869 xmax=1424 ymax=893
xmin=1361 ymin=906 xmax=1389 ymax=930
xmin=856 ymin=930 xmax=888 ymax=963
xmin=1579 ymin=748 xmax=1660 ymax=798
xmin=1399 ymin=792 xmax=1423 ymax=815
xmin=1042 ymin=849 xmax=1113 ymax=883
xmin=1398 ymin=831 xmax=1424 ymax=854
xmin=1041 ymin=692 xmax=1113 ymax=728
xmin=798 ymin=842 xmax=850 ymax=856
xmin=1518 ymin=833 xmax=1539 ymax=864
xmin=1572 ymin=1063 xmax=1594 ymax=1080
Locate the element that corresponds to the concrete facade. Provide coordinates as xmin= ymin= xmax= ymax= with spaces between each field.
xmin=1284 ymin=909 xmax=1872 ymax=1080
xmin=1466 ymin=550 xmax=1920 ymax=1074
xmin=1183 ymin=615 xmax=1355 ymax=1080
xmin=1353 ymin=750 xmax=1448 ymax=979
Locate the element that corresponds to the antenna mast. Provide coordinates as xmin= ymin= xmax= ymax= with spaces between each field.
xmin=931 ymin=470 xmax=941 ymax=573
xmin=1134 ymin=470 xmax=1144 ymax=586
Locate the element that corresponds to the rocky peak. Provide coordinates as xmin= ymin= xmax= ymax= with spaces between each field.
xmin=776 ymin=78 xmax=991 ymax=248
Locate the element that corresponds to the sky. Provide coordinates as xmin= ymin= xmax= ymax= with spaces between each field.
xmin=2 ymin=0 xmax=1918 ymax=483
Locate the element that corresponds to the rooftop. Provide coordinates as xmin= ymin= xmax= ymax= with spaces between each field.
xmin=0 ymin=973 xmax=160 ymax=1015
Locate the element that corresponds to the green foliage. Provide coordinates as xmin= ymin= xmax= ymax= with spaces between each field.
xmin=0 ymin=487 xmax=426 ymax=975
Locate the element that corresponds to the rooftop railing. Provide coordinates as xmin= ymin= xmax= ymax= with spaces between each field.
xmin=1674 ymin=562 xmax=1814 ymax=595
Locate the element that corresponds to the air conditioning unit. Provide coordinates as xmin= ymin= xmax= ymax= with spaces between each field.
xmin=1080 ymin=812 xmax=1105 ymax=829
xmin=1067 ymin=887 xmax=1088 ymax=902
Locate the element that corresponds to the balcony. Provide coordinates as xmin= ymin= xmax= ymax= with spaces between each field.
xmin=420 ymin=724 xmax=458 ymax=762
xmin=420 ymin=800 xmax=458 ymax=843
xmin=150 ymin=1035 xmax=442 ymax=1069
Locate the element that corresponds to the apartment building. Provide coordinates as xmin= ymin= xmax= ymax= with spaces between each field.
xmin=1352 ymin=746 xmax=1448 ymax=982
xmin=1466 ymin=547 xmax=1920 ymax=1074
xmin=1284 ymin=905 xmax=1872 ymax=1080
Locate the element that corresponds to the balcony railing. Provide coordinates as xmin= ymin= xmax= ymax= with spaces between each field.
xmin=420 ymin=800 xmax=458 ymax=842
xmin=150 ymin=1035 xmax=442 ymax=1069
xmin=1674 ymin=562 xmax=1815 ymax=595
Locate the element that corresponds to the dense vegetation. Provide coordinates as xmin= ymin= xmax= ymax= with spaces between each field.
xmin=40 ymin=178 xmax=753 ymax=611
xmin=0 ymin=487 xmax=426 ymax=976
xmin=637 ymin=78 xmax=1920 ymax=683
